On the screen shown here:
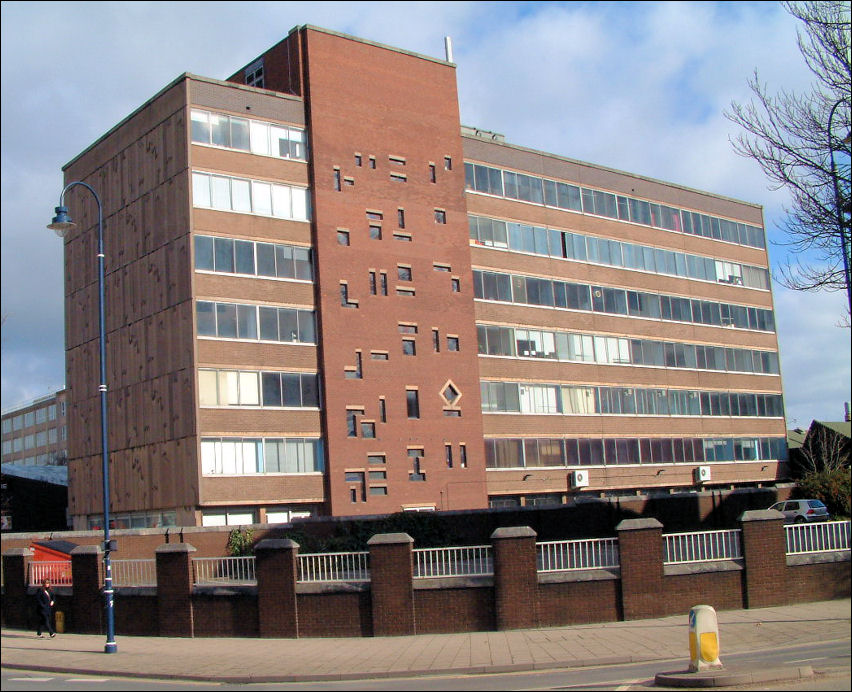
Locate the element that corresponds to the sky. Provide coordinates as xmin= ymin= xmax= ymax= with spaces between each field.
xmin=1 ymin=0 xmax=849 ymax=430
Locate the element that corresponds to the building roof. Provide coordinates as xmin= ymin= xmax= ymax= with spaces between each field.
xmin=787 ymin=428 xmax=808 ymax=449
xmin=813 ymin=421 xmax=851 ymax=439
xmin=0 ymin=463 xmax=68 ymax=486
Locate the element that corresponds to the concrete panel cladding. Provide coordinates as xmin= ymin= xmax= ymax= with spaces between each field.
xmin=299 ymin=26 xmax=488 ymax=514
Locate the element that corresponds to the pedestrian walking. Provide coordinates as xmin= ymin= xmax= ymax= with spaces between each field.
xmin=35 ymin=578 xmax=56 ymax=638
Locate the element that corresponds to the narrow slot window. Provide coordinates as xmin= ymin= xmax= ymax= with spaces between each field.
xmin=429 ymin=163 xmax=436 ymax=183
xmin=333 ymin=168 xmax=341 ymax=191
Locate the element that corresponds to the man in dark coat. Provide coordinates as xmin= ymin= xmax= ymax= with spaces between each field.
xmin=35 ymin=579 xmax=56 ymax=638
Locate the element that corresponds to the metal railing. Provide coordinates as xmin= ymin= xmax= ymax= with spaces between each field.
xmin=111 ymin=559 xmax=157 ymax=587
xmin=298 ymin=551 xmax=370 ymax=583
xmin=537 ymin=537 xmax=620 ymax=572
xmin=413 ymin=545 xmax=493 ymax=578
xmin=192 ymin=556 xmax=256 ymax=585
xmin=785 ymin=520 xmax=851 ymax=555
xmin=663 ymin=529 xmax=742 ymax=564
xmin=28 ymin=561 xmax=72 ymax=586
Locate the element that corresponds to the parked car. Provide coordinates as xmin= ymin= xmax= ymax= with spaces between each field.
xmin=768 ymin=499 xmax=830 ymax=523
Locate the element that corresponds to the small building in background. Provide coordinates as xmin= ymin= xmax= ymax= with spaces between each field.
xmin=0 ymin=463 xmax=69 ymax=532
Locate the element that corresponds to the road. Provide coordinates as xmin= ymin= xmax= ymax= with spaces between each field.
xmin=2 ymin=640 xmax=849 ymax=691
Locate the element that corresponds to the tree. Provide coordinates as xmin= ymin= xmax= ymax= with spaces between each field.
xmin=726 ymin=1 xmax=851 ymax=316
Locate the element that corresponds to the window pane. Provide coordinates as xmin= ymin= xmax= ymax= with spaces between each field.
xmin=239 ymin=372 xmax=259 ymax=405
xmin=230 ymin=118 xmax=250 ymax=151
xmin=262 ymin=373 xmax=282 ymax=406
xmin=192 ymin=172 xmax=211 ymax=207
xmin=211 ymin=176 xmax=231 ymax=209
xmin=259 ymin=306 xmax=279 ymax=340
xmin=190 ymin=110 xmax=210 ymax=143
xmin=216 ymin=303 xmax=237 ymax=338
xmin=196 ymin=301 xmax=216 ymax=336
xmin=195 ymin=235 xmax=214 ymax=270
xmin=231 ymin=178 xmax=251 ymax=212
xmin=252 ymin=181 xmax=272 ymax=216
xmin=237 ymin=304 xmax=257 ymax=339
xmin=198 ymin=370 xmax=218 ymax=406
xmin=234 ymin=240 xmax=255 ymax=274
xmin=250 ymin=121 xmax=270 ymax=155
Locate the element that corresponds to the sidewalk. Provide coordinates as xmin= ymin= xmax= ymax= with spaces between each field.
xmin=2 ymin=599 xmax=849 ymax=683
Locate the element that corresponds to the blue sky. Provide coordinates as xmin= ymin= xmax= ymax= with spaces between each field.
xmin=1 ymin=1 xmax=849 ymax=428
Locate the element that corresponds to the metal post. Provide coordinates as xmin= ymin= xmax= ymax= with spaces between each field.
xmin=50 ymin=181 xmax=117 ymax=654
xmin=828 ymin=98 xmax=852 ymax=315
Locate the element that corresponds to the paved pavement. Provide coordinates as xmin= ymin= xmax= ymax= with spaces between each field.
xmin=1 ymin=599 xmax=850 ymax=684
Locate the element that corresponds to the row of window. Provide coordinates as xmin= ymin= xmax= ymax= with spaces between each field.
xmin=191 ymin=108 xmax=307 ymax=160
xmin=472 ymin=270 xmax=776 ymax=332
xmin=476 ymin=324 xmax=780 ymax=375
xmin=464 ymin=162 xmax=766 ymax=250
xmin=197 ymin=301 xmax=316 ymax=344
xmin=2 ymin=403 xmax=61 ymax=433
xmin=2 ymin=427 xmax=61 ymax=453
xmin=88 ymin=511 xmax=177 ymax=530
xmin=195 ymin=235 xmax=313 ymax=281
xmin=192 ymin=171 xmax=311 ymax=221
xmin=198 ymin=369 xmax=320 ymax=408
xmin=1 ymin=452 xmax=67 ymax=466
xmin=469 ymin=215 xmax=769 ymax=290
xmin=480 ymin=381 xmax=784 ymax=418
xmin=200 ymin=437 xmax=324 ymax=475
xmin=485 ymin=436 xmax=788 ymax=468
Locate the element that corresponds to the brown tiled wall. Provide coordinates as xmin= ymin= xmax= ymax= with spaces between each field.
xmin=537 ymin=579 xmax=621 ymax=626
xmin=413 ymin=586 xmax=495 ymax=633
xmin=297 ymin=592 xmax=372 ymax=637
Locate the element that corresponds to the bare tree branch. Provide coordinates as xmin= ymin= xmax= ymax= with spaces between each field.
xmin=725 ymin=1 xmax=851 ymax=308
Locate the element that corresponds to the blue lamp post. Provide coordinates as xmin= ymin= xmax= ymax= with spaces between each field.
xmin=828 ymin=98 xmax=851 ymax=315
xmin=48 ymin=181 xmax=117 ymax=654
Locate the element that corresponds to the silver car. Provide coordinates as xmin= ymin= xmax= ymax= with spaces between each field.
xmin=769 ymin=499 xmax=830 ymax=523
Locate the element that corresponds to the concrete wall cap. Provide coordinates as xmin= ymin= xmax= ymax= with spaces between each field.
xmin=367 ymin=533 xmax=413 ymax=545
xmin=490 ymin=526 xmax=537 ymax=539
xmin=1 ymin=547 xmax=33 ymax=557
xmin=255 ymin=538 xmax=300 ymax=551
xmin=616 ymin=518 xmax=664 ymax=531
xmin=155 ymin=542 xmax=197 ymax=554
xmin=739 ymin=509 xmax=785 ymax=522
xmin=70 ymin=545 xmax=102 ymax=555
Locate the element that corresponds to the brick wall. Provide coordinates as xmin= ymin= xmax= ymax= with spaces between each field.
xmin=3 ymin=520 xmax=848 ymax=639
xmin=414 ymin=585 xmax=495 ymax=633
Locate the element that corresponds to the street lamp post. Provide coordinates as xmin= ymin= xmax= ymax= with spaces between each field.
xmin=48 ymin=181 xmax=117 ymax=654
xmin=828 ymin=98 xmax=852 ymax=315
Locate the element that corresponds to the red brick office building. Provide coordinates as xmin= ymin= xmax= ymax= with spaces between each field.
xmin=57 ymin=26 xmax=787 ymax=529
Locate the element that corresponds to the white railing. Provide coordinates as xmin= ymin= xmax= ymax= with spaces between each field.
xmin=537 ymin=538 xmax=620 ymax=572
xmin=414 ymin=545 xmax=493 ymax=578
xmin=28 ymin=561 xmax=72 ymax=586
xmin=663 ymin=529 xmax=742 ymax=564
xmin=111 ymin=559 xmax=156 ymax=586
xmin=298 ymin=551 xmax=370 ymax=583
xmin=786 ymin=520 xmax=851 ymax=555
xmin=192 ymin=556 xmax=256 ymax=585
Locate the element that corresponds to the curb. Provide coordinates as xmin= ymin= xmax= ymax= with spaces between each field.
xmin=655 ymin=665 xmax=814 ymax=688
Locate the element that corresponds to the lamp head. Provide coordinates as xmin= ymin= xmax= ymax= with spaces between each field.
xmin=47 ymin=205 xmax=76 ymax=237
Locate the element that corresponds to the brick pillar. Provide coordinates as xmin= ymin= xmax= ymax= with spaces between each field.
xmin=740 ymin=509 xmax=787 ymax=609
xmin=70 ymin=545 xmax=104 ymax=633
xmin=155 ymin=542 xmax=195 ymax=637
xmin=491 ymin=526 xmax=538 ymax=630
xmin=2 ymin=548 xmax=33 ymax=629
xmin=617 ymin=518 xmax=664 ymax=620
xmin=367 ymin=533 xmax=414 ymax=636
xmin=255 ymin=538 xmax=300 ymax=638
